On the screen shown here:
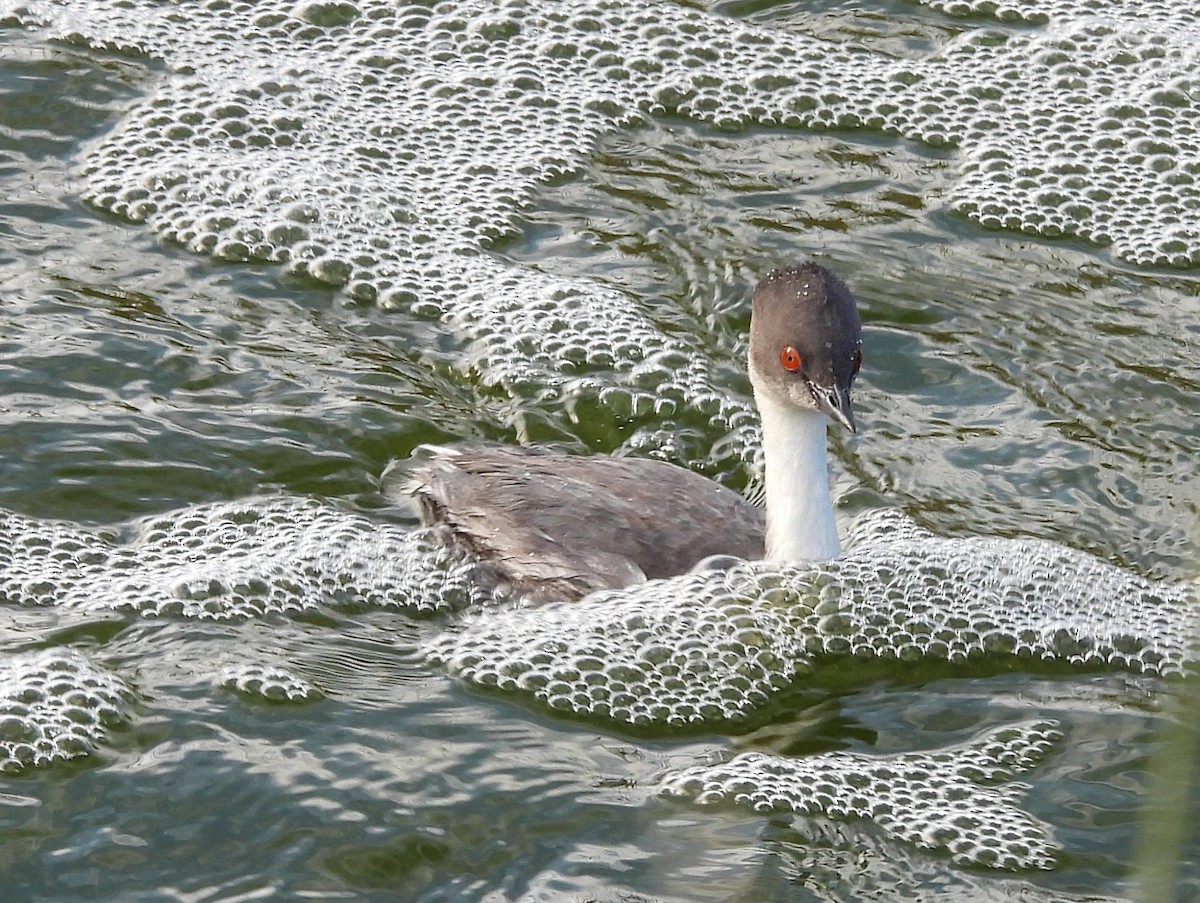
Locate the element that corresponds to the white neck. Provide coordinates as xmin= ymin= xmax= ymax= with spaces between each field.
xmin=756 ymin=392 xmax=842 ymax=562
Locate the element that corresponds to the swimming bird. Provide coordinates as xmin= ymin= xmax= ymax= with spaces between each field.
xmin=404 ymin=262 xmax=863 ymax=602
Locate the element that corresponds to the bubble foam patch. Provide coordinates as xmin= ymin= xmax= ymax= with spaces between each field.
xmin=426 ymin=510 xmax=1197 ymax=726
xmin=0 ymin=497 xmax=485 ymax=620
xmin=662 ymin=720 xmax=1063 ymax=870
xmin=6 ymin=0 xmax=1199 ymax=474
xmin=0 ymin=649 xmax=134 ymax=772
xmin=218 ymin=664 xmax=323 ymax=703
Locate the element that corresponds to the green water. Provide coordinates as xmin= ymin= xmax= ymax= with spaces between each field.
xmin=1 ymin=10 xmax=1198 ymax=903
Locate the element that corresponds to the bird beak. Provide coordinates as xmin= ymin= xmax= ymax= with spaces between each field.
xmin=808 ymin=382 xmax=856 ymax=433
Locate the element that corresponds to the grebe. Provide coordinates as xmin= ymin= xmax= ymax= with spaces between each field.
xmin=405 ymin=262 xmax=863 ymax=602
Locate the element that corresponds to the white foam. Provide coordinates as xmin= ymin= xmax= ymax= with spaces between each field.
xmin=7 ymin=0 xmax=1197 ymax=477
xmin=0 ymin=648 xmax=134 ymax=772
xmin=218 ymin=663 xmax=323 ymax=702
xmin=426 ymin=508 xmax=1196 ymax=727
xmin=662 ymin=719 xmax=1064 ymax=870
xmin=0 ymin=497 xmax=484 ymax=620
xmin=0 ymin=495 xmax=1193 ymax=868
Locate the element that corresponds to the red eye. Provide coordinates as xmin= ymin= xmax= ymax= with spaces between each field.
xmin=850 ymin=348 xmax=863 ymax=374
xmin=780 ymin=346 xmax=802 ymax=372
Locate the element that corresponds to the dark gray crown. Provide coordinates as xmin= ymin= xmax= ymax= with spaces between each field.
xmin=748 ymin=262 xmax=862 ymax=430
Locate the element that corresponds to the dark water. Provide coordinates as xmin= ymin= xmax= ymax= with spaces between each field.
xmin=1 ymin=5 xmax=1198 ymax=902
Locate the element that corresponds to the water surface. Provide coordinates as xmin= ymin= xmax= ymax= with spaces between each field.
xmin=0 ymin=2 xmax=1198 ymax=901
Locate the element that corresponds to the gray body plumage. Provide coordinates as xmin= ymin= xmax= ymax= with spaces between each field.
xmin=410 ymin=446 xmax=764 ymax=602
